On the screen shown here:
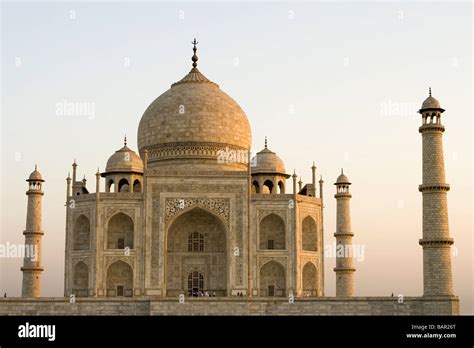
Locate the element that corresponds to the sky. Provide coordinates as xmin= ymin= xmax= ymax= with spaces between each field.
xmin=0 ymin=1 xmax=472 ymax=314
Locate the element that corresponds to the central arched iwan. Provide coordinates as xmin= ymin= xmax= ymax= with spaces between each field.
xmin=166 ymin=207 xmax=227 ymax=297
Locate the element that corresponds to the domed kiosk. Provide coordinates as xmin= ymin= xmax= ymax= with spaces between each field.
xmin=251 ymin=137 xmax=290 ymax=194
xmin=101 ymin=137 xmax=144 ymax=193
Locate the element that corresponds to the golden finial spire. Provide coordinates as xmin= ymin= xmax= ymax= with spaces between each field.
xmin=264 ymin=136 xmax=267 ymax=149
xmin=429 ymin=87 xmax=432 ymax=97
xmin=124 ymin=134 xmax=127 ymax=146
xmin=192 ymin=38 xmax=199 ymax=68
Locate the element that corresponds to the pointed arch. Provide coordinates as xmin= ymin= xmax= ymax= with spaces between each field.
xmin=107 ymin=179 xmax=115 ymax=193
xmin=252 ymin=180 xmax=260 ymax=194
xmin=118 ymin=178 xmax=130 ymax=192
xmin=278 ymin=180 xmax=285 ymax=194
xmin=262 ymin=179 xmax=274 ymax=194
xmin=302 ymin=216 xmax=317 ymax=251
xmin=302 ymin=262 xmax=317 ymax=296
xmin=133 ymin=179 xmax=142 ymax=193
xmin=167 ymin=203 xmax=228 ymax=230
xmin=73 ymin=215 xmax=90 ymax=251
xmin=259 ymin=260 xmax=286 ymax=297
xmin=259 ymin=213 xmax=285 ymax=250
xmin=107 ymin=212 xmax=134 ymax=249
xmin=73 ymin=261 xmax=89 ymax=297
xmin=106 ymin=260 xmax=133 ymax=297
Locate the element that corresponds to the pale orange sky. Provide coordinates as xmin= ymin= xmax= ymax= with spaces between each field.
xmin=1 ymin=2 xmax=472 ymax=313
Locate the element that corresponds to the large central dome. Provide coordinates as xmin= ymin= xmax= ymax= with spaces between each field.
xmin=137 ymin=42 xmax=252 ymax=171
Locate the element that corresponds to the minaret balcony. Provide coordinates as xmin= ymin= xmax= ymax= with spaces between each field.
xmin=419 ymin=238 xmax=454 ymax=246
xmin=419 ymin=123 xmax=445 ymax=133
xmin=334 ymin=192 xmax=352 ymax=198
xmin=333 ymin=232 xmax=354 ymax=237
xmin=333 ymin=267 xmax=356 ymax=272
xmin=418 ymin=183 xmax=450 ymax=193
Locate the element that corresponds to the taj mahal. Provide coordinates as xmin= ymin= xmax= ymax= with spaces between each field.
xmin=1 ymin=41 xmax=459 ymax=315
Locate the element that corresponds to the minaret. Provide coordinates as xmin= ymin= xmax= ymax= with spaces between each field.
xmin=310 ymin=162 xmax=317 ymax=197
xmin=334 ymin=169 xmax=355 ymax=297
xmin=418 ymin=89 xmax=454 ymax=296
xmin=72 ymin=159 xmax=77 ymax=189
xmin=21 ymin=165 xmax=45 ymax=297
xmin=319 ymin=175 xmax=325 ymax=296
xmin=64 ymin=172 xmax=71 ymax=296
xmin=292 ymin=170 xmax=297 ymax=195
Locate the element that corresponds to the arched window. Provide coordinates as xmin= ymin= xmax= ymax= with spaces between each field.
xmin=302 ymin=216 xmax=317 ymax=251
xmin=106 ymin=260 xmax=133 ymax=297
xmin=73 ymin=261 xmax=89 ymax=297
xmin=108 ymin=179 xmax=115 ymax=193
xmin=188 ymin=231 xmax=204 ymax=252
xmin=107 ymin=213 xmax=134 ymax=249
xmin=259 ymin=261 xmax=286 ymax=297
xmin=278 ymin=181 xmax=285 ymax=194
xmin=252 ymin=181 xmax=260 ymax=194
xmin=118 ymin=178 xmax=130 ymax=192
xmin=302 ymin=262 xmax=317 ymax=296
xmin=73 ymin=215 xmax=90 ymax=251
xmin=262 ymin=180 xmax=273 ymax=194
xmin=259 ymin=214 xmax=285 ymax=250
xmin=133 ymin=179 xmax=142 ymax=193
xmin=188 ymin=271 xmax=204 ymax=296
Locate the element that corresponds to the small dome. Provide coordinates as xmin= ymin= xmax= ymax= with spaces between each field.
xmin=335 ymin=171 xmax=351 ymax=185
xmin=251 ymin=147 xmax=287 ymax=176
xmin=105 ymin=145 xmax=144 ymax=174
xmin=421 ymin=96 xmax=441 ymax=110
xmin=27 ymin=166 xmax=44 ymax=182
xmin=419 ymin=88 xmax=444 ymax=113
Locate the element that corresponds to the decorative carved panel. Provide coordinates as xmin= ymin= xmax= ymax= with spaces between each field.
xmin=165 ymin=197 xmax=230 ymax=226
